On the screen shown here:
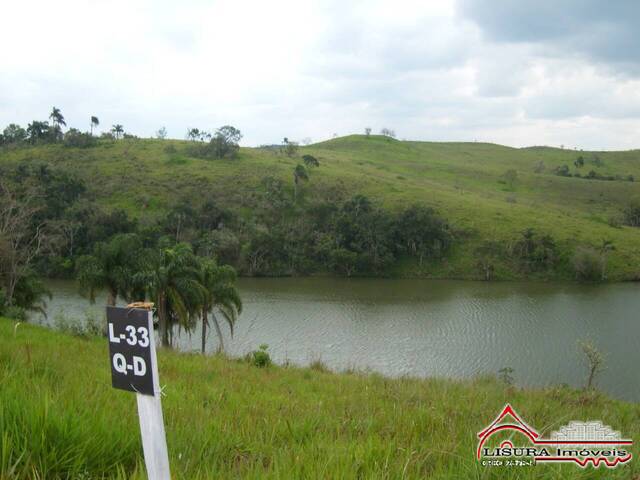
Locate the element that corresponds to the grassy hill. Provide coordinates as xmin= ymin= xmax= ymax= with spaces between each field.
xmin=3 ymin=134 xmax=640 ymax=280
xmin=2 ymin=318 xmax=638 ymax=479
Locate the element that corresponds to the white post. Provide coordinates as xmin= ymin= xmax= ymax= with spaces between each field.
xmin=136 ymin=310 xmax=171 ymax=480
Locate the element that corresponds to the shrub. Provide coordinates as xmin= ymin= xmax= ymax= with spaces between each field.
xmin=164 ymin=144 xmax=177 ymax=154
xmin=608 ymin=215 xmax=623 ymax=228
xmin=622 ymin=201 xmax=640 ymax=227
xmin=310 ymin=359 xmax=330 ymax=373
xmin=578 ymin=339 xmax=605 ymax=390
xmin=497 ymin=367 xmax=514 ymax=386
xmin=248 ymin=344 xmax=271 ymax=368
xmin=572 ymin=247 xmax=602 ymax=281
xmin=511 ymin=229 xmax=557 ymax=273
xmin=64 ymin=129 xmax=97 ymax=148
xmin=189 ymin=126 xmax=242 ymax=159
xmin=84 ymin=312 xmax=106 ymax=337
xmin=3 ymin=306 xmax=26 ymax=321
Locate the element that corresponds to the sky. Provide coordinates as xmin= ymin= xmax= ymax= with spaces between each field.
xmin=2 ymin=0 xmax=640 ymax=150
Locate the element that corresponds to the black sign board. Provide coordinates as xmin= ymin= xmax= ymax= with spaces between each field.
xmin=107 ymin=306 xmax=155 ymax=396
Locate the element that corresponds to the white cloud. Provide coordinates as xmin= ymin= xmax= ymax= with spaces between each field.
xmin=1 ymin=0 xmax=639 ymax=149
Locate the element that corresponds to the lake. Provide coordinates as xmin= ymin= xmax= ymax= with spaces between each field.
xmin=37 ymin=278 xmax=639 ymax=402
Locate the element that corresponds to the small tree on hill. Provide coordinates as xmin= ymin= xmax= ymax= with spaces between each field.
xmin=293 ymin=164 xmax=308 ymax=202
xmin=302 ymin=154 xmax=319 ymax=168
xmin=283 ymin=137 xmax=298 ymax=157
xmin=156 ymin=126 xmax=168 ymax=139
xmin=187 ymin=128 xmax=201 ymax=141
xmin=111 ymin=124 xmax=124 ymax=140
xmin=210 ymin=125 xmax=242 ymax=158
xmin=49 ymin=107 xmax=66 ymax=129
xmin=578 ymin=339 xmax=604 ymax=390
xmin=3 ymin=124 xmax=27 ymax=144
xmin=90 ymin=116 xmax=99 ymax=135
xmin=598 ymin=240 xmax=614 ymax=281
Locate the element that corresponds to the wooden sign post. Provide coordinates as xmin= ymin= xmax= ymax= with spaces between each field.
xmin=107 ymin=305 xmax=171 ymax=480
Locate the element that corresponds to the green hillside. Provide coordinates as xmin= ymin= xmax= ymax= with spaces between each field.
xmin=2 ymin=318 xmax=638 ymax=479
xmin=3 ymin=134 xmax=640 ymax=280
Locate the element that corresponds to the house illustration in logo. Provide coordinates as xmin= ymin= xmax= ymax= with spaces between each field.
xmin=477 ymin=404 xmax=539 ymax=458
xmin=477 ymin=404 xmax=634 ymax=468
xmin=550 ymin=421 xmax=622 ymax=444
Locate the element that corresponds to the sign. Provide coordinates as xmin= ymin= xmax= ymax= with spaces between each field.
xmin=106 ymin=305 xmax=171 ymax=479
xmin=107 ymin=306 xmax=155 ymax=395
xmin=477 ymin=404 xmax=633 ymax=469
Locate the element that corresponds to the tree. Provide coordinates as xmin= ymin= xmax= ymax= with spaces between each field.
xmin=90 ymin=116 xmax=99 ymax=135
xmin=365 ymin=127 xmax=372 ymax=137
xmin=64 ymin=128 xmax=97 ymax=148
xmin=135 ymin=243 xmax=206 ymax=347
xmin=26 ymin=121 xmax=50 ymax=144
xmin=49 ymin=107 xmax=66 ymax=129
xmin=283 ymin=137 xmax=298 ymax=157
xmin=578 ymin=339 xmax=604 ymax=390
xmin=395 ymin=205 xmax=452 ymax=265
xmin=574 ymin=156 xmax=584 ymax=168
xmin=210 ymin=125 xmax=242 ymax=158
xmin=2 ymin=124 xmax=27 ymax=144
xmin=475 ymin=241 xmax=502 ymax=281
xmin=198 ymin=259 xmax=242 ymax=354
xmin=111 ymin=124 xmax=124 ymax=140
xmin=0 ymin=181 xmax=48 ymax=305
xmin=598 ymin=240 xmax=615 ymax=281
xmin=380 ymin=128 xmax=396 ymax=138
xmin=293 ymin=164 xmax=308 ymax=202
xmin=302 ymin=154 xmax=319 ymax=168
xmin=622 ymin=201 xmax=640 ymax=227
xmin=75 ymin=233 xmax=143 ymax=306
xmin=187 ymin=128 xmax=201 ymax=141
xmin=572 ymin=247 xmax=602 ymax=282
xmin=10 ymin=273 xmax=51 ymax=318
xmin=156 ymin=126 xmax=167 ymax=139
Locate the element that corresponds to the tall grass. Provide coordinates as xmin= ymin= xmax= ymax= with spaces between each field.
xmin=1 ymin=318 xmax=638 ymax=479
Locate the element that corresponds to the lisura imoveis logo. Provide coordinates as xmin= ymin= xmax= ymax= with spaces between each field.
xmin=477 ymin=404 xmax=633 ymax=468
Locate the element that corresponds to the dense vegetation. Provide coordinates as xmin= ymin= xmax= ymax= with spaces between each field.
xmin=1 ymin=318 xmax=638 ymax=479
xmin=3 ymin=108 xmax=640 ymax=322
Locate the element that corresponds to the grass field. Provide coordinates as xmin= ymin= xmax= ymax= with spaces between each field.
xmin=1 ymin=318 xmax=638 ymax=479
xmin=2 ymin=135 xmax=640 ymax=280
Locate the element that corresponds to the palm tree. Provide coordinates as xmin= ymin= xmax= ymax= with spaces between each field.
xmin=293 ymin=164 xmax=308 ymax=202
xmin=135 ymin=243 xmax=206 ymax=347
xmin=12 ymin=273 xmax=52 ymax=318
xmin=75 ymin=233 xmax=142 ymax=306
xmin=49 ymin=107 xmax=66 ymax=128
xmin=90 ymin=116 xmax=99 ymax=135
xmin=111 ymin=124 xmax=124 ymax=140
xmin=198 ymin=259 xmax=242 ymax=354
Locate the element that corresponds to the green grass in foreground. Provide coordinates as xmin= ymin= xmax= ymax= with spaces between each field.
xmin=1 ymin=318 xmax=638 ymax=479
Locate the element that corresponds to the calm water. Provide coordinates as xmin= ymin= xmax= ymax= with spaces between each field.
xmin=38 ymin=278 xmax=640 ymax=402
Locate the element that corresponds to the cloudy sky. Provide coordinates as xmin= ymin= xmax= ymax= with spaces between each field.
xmin=2 ymin=0 xmax=639 ymax=149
